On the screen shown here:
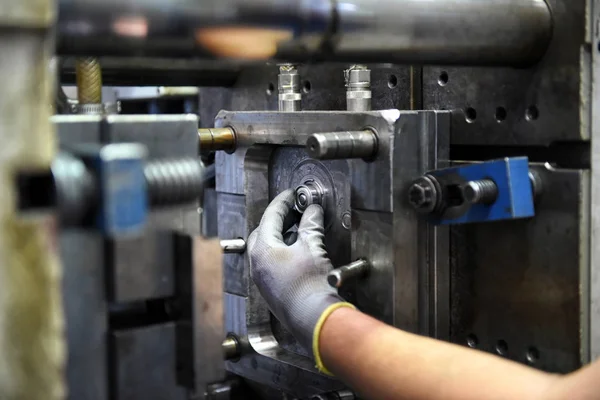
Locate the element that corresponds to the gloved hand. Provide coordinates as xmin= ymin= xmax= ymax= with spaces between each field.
xmin=248 ymin=189 xmax=354 ymax=374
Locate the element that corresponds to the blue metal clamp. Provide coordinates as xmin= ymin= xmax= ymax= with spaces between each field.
xmin=426 ymin=157 xmax=536 ymax=225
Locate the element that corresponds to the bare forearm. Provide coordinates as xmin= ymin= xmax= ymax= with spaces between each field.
xmin=319 ymin=307 xmax=559 ymax=400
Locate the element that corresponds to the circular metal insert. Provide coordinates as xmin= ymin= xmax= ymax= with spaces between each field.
xmin=294 ymin=180 xmax=324 ymax=213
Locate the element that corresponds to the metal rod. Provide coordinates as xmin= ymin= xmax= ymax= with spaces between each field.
xmin=220 ymin=239 xmax=246 ymax=254
xmin=198 ymin=128 xmax=236 ymax=152
xmin=222 ymin=335 xmax=241 ymax=360
xmin=306 ymin=130 xmax=378 ymax=160
xmin=327 ymin=259 xmax=370 ymax=289
xmin=57 ymin=0 xmax=552 ymax=66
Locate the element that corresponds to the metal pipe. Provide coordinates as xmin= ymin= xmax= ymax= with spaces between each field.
xmin=331 ymin=0 xmax=552 ymax=66
xmin=198 ymin=128 xmax=236 ymax=153
xmin=57 ymin=0 xmax=552 ymax=66
xmin=306 ymin=130 xmax=378 ymax=160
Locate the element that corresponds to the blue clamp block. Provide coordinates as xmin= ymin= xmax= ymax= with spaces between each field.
xmin=73 ymin=143 xmax=149 ymax=236
xmin=94 ymin=144 xmax=148 ymax=236
xmin=430 ymin=157 xmax=534 ymax=225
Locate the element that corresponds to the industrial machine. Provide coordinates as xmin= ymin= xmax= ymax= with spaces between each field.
xmin=1 ymin=0 xmax=599 ymax=399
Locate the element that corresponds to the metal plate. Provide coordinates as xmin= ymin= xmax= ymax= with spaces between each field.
xmin=216 ymin=110 xmax=449 ymax=397
xmin=61 ymin=231 xmax=108 ymax=400
xmin=110 ymin=323 xmax=187 ymax=400
xmin=423 ymin=0 xmax=586 ymax=145
xmin=218 ymin=193 xmax=248 ymax=297
xmin=450 ymin=165 xmax=588 ymax=372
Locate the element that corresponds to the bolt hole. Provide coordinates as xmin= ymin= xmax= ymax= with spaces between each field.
xmin=525 ymin=106 xmax=539 ymax=121
xmin=526 ymin=347 xmax=540 ymax=364
xmin=495 ymin=107 xmax=507 ymax=122
xmin=466 ymin=334 xmax=478 ymax=348
xmin=465 ymin=107 xmax=477 ymax=123
xmin=438 ymin=71 xmax=449 ymax=86
xmin=495 ymin=340 xmax=508 ymax=356
xmin=388 ymin=74 xmax=398 ymax=89
xmin=303 ymin=80 xmax=312 ymax=93
xmin=266 ymin=83 xmax=275 ymax=96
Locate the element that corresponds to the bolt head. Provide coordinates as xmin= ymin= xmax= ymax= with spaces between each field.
xmin=408 ymin=177 xmax=437 ymax=213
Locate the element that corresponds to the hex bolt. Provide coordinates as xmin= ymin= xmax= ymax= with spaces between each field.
xmin=345 ymin=65 xmax=371 ymax=112
xmin=278 ymin=64 xmax=301 ymax=112
xmin=327 ymin=259 xmax=370 ymax=289
xmin=144 ymin=158 xmax=205 ymax=207
xmin=198 ymin=127 xmax=236 ymax=153
xmin=462 ymin=179 xmax=498 ymax=205
xmin=220 ymin=239 xmax=246 ymax=254
xmin=306 ymin=130 xmax=378 ymax=160
xmin=408 ymin=175 xmax=440 ymax=214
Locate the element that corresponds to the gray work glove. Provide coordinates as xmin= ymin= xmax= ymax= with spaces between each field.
xmin=248 ymin=189 xmax=354 ymax=367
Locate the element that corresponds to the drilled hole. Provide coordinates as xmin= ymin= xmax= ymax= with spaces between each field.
xmin=465 ymin=107 xmax=477 ymax=123
xmin=495 ymin=107 xmax=507 ymax=122
xmin=438 ymin=71 xmax=449 ymax=86
xmin=303 ymin=80 xmax=312 ymax=93
xmin=388 ymin=74 xmax=398 ymax=89
xmin=525 ymin=106 xmax=539 ymax=121
xmin=266 ymin=83 xmax=275 ymax=96
xmin=466 ymin=334 xmax=478 ymax=348
xmin=526 ymin=347 xmax=539 ymax=364
xmin=495 ymin=340 xmax=508 ymax=356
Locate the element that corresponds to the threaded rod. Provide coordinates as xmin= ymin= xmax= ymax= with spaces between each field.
xmin=144 ymin=158 xmax=205 ymax=207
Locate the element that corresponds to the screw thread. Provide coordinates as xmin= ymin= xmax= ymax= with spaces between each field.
xmin=464 ymin=179 xmax=498 ymax=204
xmin=144 ymin=158 xmax=205 ymax=207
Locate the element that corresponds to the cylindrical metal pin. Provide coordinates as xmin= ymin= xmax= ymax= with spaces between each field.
xmin=306 ymin=130 xmax=378 ymax=160
xmin=222 ymin=335 xmax=241 ymax=360
xmin=198 ymin=127 xmax=236 ymax=152
xmin=221 ymin=239 xmax=246 ymax=254
xmin=327 ymin=259 xmax=370 ymax=288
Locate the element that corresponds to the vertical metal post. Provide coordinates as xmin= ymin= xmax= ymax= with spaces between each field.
xmin=0 ymin=1 xmax=65 ymax=399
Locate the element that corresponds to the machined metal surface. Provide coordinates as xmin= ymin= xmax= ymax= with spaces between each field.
xmin=450 ymin=165 xmax=589 ymax=372
xmin=58 ymin=0 xmax=551 ymax=66
xmin=215 ymin=110 xmax=450 ymax=395
xmin=55 ymin=114 xmax=203 ymax=399
xmin=306 ymin=130 xmax=378 ymax=160
xmin=175 ymin=236 xmax=225 ymax=398
xmin=423 ymin=0 xmax=585 ymax=146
